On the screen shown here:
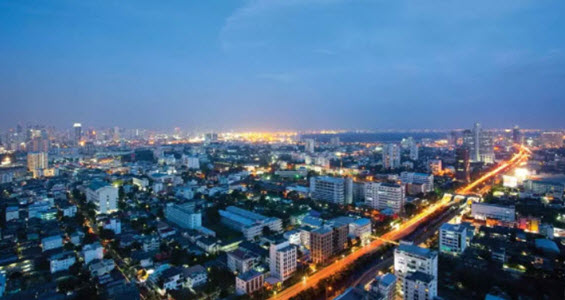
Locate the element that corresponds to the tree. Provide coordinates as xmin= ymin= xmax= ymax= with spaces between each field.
xmin=262 ymin=226 xmax=273 ymax=236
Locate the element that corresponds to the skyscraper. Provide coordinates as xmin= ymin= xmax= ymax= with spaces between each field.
xmin=73 ymin=123 xmax=82 ymax=145
xmin=512 ymin=125 xmax=522 ymax=145
xmin=382 ymin=144 xmax=401 ymax=169
xmin=409 ymin=141 xmax=419 ymax=161
xmin=463 ymin=123 xmax=494 ymax=163
xmin=27 ymin=152 xmax=48 ymax=177
xmin=455 ymin=147 xmax=470 ymax=183
xmin=305 ymin=138 xmax=315 ymax=153
xmin=472 ymin=122 xmax=481 ymax=162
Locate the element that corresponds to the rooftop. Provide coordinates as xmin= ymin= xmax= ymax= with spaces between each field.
xmin=405 ymin=271 xmax=435 ymax=284
xmin=237 ymin=269 xmax=263 ymax=281
xmin=89 ymin=180 xmax=112 ymax=191
xmin=440 ymin=222 xmax=467 ymax=233
xmin=397 ymin=244 xmax=437 ymax=259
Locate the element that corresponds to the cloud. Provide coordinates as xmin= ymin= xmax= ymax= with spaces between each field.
xmin=219 ymin=0 xmax=343 ymax=51
xmin=257 ymin=72 xmax=294 ymax=82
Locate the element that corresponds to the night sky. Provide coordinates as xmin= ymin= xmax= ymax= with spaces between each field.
xmin=1 ymin=0 xmax=565 ymax=130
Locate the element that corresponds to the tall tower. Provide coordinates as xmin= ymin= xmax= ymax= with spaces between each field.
xmin=455 ymin=147 xmax=470 ymax=183
xmin=73 ymin=123 xmax=82 ymax=145
xmin=472 ymin=123 xmax=481 ymax=162
xmin=512 ymin=125 xmax=522 ymax=145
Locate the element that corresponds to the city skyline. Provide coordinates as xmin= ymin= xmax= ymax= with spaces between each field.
xmin=2 ymin=1 xmax=565 ymax=129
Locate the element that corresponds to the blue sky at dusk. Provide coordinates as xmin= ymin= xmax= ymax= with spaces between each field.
xmin=1 ymin=0 xmax=565 ymax=130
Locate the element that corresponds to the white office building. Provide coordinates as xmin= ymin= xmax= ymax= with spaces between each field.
xmin=86 ymin=181 xmax=118 ymax=215
xmin=269 ymin=240 xmax=297 ymax=282
xmin=310 ymin=176 xmax=353 ymax=204
xmin=365 ymin=182 xmax=405 ymax=213
xmin=439 ymin=223 xmax=467 ymax=255
xmin=165 ymin=202 xmax=202 ymax=229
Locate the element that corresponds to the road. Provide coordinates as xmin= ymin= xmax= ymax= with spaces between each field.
xmin=271 ymin=145 xmax=530 ymax=300
xmin=351 ymin=201 xmax=466 ymax=289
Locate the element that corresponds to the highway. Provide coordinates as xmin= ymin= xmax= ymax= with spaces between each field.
xmin=271 ymin=145 xmax=530 ymax=300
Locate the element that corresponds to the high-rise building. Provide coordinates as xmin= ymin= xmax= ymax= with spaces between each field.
xmin=428 ymin=159 xmax=442 ymax=175
xmin=73 ymin=123 xmax=82 ymax=145
xmin=331 ymin=222 xmax=348 ymax=254
xmin=27 ymin=152 xmax=48 ymax=178
xmin=455 ymin=147 xmax=470 ymax=183
xmin=330 ymin=136 xmax=340 ymax=146
xmin=512 ymin=125 xmax=522 ymax=145
xmin=540 ymin=131 xmax=563 ymax=148
xmin=479 ymin=130 xmax=495 ymax=163
xmin=310 ymin=227 xmax=333 ymax=264
xmin=448 ymin=131 xmax=458 ymax=147
xmin=364 ymin=182 xmax=405 ymax=213
xmin=205 ymin=132 xmax=219 ymax=142
xmin=305 ymin=138 xmax=315 ymax=153
xmin=382 ymin=144 xmax=401 ymax=169
xmin=269 ymin=239 xmax=297 ymax=281
xmin=439 ymin=223 xmax=467 ymax=255
xmin=473 ymin=122 xmax=481 ymax=162
xmin=409 ymin=142 xmax=419 ymax=161
xmin=463 ymin=123 xmax=494 ymax=163
xmin=310 ymin=176 xmax=353 ymax=204
xmin=394 ymin=242 xmax=438 ymax=295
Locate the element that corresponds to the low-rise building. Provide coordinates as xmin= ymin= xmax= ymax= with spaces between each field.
xmin=165 ymin=202 xmax=201 ymax=229
xmin=89 ymin=259 xmax=115 ymax=277
xmin=236 ymin=270 xmax=264 ymax=295
xmin=49 ymin=251 xmax=76 ymax=273
xmin=349 ymin=218 xmax=372 ymax=241
xmin=227 ymin=248 xmax=261 ymax=274
xmin=403 ymin=271 xmax=437 ymax=300
xmin=82 ymin=242 xmax=104 ymax=265
xmin=471 ymin=203 xmax=515 ymax=222
xmin=219 ymin=206 xmax=282 ymax=240
xmin=183 ymin=265 xmax=207 ymax=288
xmin=439 ymin=223 xmax=467 ymax=255
xmin=42 ymin=235 xmax=63 ymax=252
